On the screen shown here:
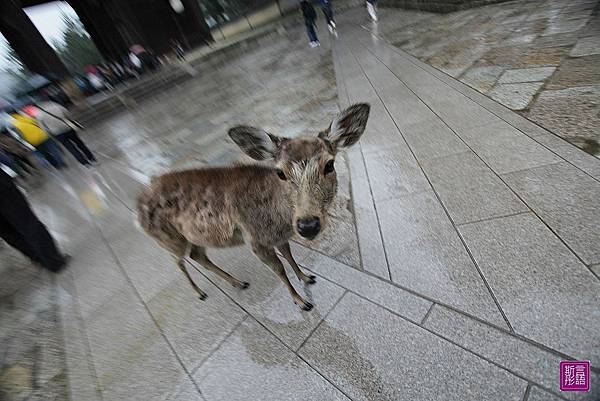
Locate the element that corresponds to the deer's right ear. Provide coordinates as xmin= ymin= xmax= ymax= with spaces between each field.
xmin=228 ymin=126 xmax=281 ymax=160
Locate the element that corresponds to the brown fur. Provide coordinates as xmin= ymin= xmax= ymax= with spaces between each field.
xmin=137 ymin=103 xmax=370 ymax=310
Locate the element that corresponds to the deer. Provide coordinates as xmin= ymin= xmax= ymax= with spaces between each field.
xmin=137 ymin=103 xmax=370 ymax=311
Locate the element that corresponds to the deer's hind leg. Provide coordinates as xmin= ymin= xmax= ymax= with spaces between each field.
xmin=189 ymin=245 xmax=249 ymax=289
xmin=156 ymin=235 xmax=208 ymax=300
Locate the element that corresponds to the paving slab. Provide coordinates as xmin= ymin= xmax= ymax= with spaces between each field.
xmin=84 ymin=287 xmax=188 ymax=401
xmin=401 ymin=117 xmax=470 ymax=161
xmin=570 ymin=36 xmax=600 ymax=56
xmin=376 ymin=190 xmax=508 ymax=327
xmin=290 ymin=243 xmax=432 ymax=323
xmin=460 ymin=65 xmax=505 ymax=93
xmin=527 ymin=387 xmax=564 ymax=401
xmin=346 ymin=146 xmax=390 ymax=279
xmin=424 ymin=305 xmax=600 ymax=400
xmin=459 ymin=213 xmax=600 ymax=365
xmin=488 ymin=82 xmax=544 ymax=110
xmin=205 ymin=245 xmax=346 ymax=350
xmin=534 ymin=134 xmax=600 ymax=180
xmin=146 ymin=273 xmax=247 ymax=372
xmin=299 ymin=293 xmax=526 ymax=401
xmin=194 ymin=318 xmax=350 ymax=401
xmin=362 ymin=144 xmax=430 ymax=202
xmin=459 ymin=120 xmax=561 ymax=174
xmin=498 ymin=67 xmax=556 ymax=84
xmin=503 ymin=162 xmax=600 ymax=265
xmin=421 ymin=151 xmax=528 ymax=224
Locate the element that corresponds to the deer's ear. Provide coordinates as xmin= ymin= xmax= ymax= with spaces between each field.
xmin=228 ymin=126 xmax=282 ymax=160
xmin=319 ymin=103 xmax=370 ymax=149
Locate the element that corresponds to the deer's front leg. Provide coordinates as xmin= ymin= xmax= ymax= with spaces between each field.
xmin=277 ymin=242 xmax=316 ymax=285
xmin=251 ymin=243 xmax=313 ymax=311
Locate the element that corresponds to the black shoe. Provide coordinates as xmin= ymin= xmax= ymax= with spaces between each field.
xmin=46 ymin=254 xmax=71 ymax=273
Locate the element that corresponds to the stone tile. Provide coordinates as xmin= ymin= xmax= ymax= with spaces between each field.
xmin=498 ymin=67 xmax=556 ymax=84
xmin=527 ymin=85 xmax=600 ymax=146
xmin=591 ymin=264 xmax=600 ymax=279
xmin=402 ymin=117 xmax=469 ymax=161
xmin=503 ymin=162 xmax=600 ymax=265
xmin=459 ymin=213 xmax=600 ymax=365
xmin=460 ymin=66 xmax=505 ymax=93
xmin=377 ymin=190 xmax=508 ymax=327
xmin=570 ymin=36 xmax=600 ymax=57
xmin=299 ymin=293 xmax=526 ymax=401
xmin=206 ymin=245 xmax=346 ymax=350
xmin=363 ymin=144 xmax=430 ymax=202
xmin=169 ymin=378 xmax=205 ymax=401
xmin=421 ymin=151 xmax=527 ymax=224
xmin=546 ymin=55 xmax=600 ymax=89
xmin=488 ymin=82 xmax=544 ymax=110
xmin=146 ymin=273 xmax=246 ymax=371
xmin=461 ymin=120 xmax=561 ymax=174
xmin=346 ymin=146 xmax=390 ymax=279
xmin=84 ymin=287 xmax=188 ymax=400
xmin=535 ymin=134 xmax=600 ymax=180
xmin=194 ymin=318 xmax=350 ymax=401
xmin=482 ymin=45 xmax=568 ymax=68
xmin=542 ymin=18 xmax=589 ymax=36
xmin=424 ymin=305 xmax=600 ymax=400
xmin=527 ymin=387 xmax=564 ymax=401
xmin=290 ymin=243 xmax=432 ymax=323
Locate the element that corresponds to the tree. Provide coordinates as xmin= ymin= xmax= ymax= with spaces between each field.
xmin=53 ymin=13 xmax=103 ymax=74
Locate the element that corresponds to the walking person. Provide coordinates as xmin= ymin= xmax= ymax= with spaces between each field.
xmin=366 ymin=0 xmax=377 ymax=21
xmin=25 ymin=99 xmax=97 ymax=167
xmin=3 ymin=108 xmax=66 ymax=169
xmin=0 ymin=168 xmax=70 ymax=272
xmin=301 ymin=0 xmax=320 ymax=47
xmin=315 ymin=0 xmax=336 ymax=35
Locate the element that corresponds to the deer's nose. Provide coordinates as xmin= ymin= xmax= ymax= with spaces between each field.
xmin=297 ymin=217 xmax=321 ymax=239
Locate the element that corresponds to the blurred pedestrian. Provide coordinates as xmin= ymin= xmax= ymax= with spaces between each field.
xmin=315 ymin=0 xmax=336 ymax=35
xmin=171 ymin=39 xmax=186 ymax=61
xmin=0 ymin=168 xmax=70 ymax=272
xmin=25 ymin=99 xmax=97 ymax=167
xmin=300 ymin=0 xmax=320 ymax=47
xmin=366 ymin=0 xmax=377 ymax=21
xmin=4 ymin=108 xmax=66 ymax=169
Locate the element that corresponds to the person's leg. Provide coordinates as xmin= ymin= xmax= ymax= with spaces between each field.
xmin=37 ymin=140 xmax=66 ymax=168
xmin=0 ymin=171 xmax=67 ymax=271
xmin=64 ymin=130 xmax=97 ymax=163
xmin=0 ymin=215 xmax=40 ymax=264
xmin=56 ymin=131 xmax=89 ymax=165
xmin=306 ymin=21 xmax=318 ymax=42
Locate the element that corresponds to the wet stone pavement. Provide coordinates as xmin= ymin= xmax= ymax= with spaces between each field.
xmin=380 ymin=0 xmax=600 ymax=157
xmin=1 ymin=3 xmax=600 ymax=401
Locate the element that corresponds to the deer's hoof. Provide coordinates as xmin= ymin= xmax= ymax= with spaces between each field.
xmin=305 ymin=275 xmax=316 ymax=285
xmin=301 ymin=301 xmax=314 ymax=312
xmin=241 ymin=282 xmax=250 ymax=289
xmin=199 ymin=293 xmax=208 ymax=301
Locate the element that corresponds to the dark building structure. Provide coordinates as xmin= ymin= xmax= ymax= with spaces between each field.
xmin=0 ymin=0 xmax=213 ymax=78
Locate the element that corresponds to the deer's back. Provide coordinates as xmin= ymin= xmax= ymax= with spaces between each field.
xmin=137 ymin=165 xmax=292 ymax=247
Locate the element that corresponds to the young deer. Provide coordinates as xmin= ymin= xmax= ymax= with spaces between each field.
xmin=137 ymin=103 xmax=370 ymax=311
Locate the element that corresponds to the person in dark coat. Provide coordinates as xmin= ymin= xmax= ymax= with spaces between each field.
xmin=0 ymin=168 xmax=70 ymax=272
xmin=301 ymin=0 xmax=320 ymax=47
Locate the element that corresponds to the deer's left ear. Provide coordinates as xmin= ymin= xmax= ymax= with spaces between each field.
xmin=319 ymin=103 xmax=370 ymax=149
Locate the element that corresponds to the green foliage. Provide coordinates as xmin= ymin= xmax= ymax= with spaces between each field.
xmin=53 ymin=12 xmax=103 ymax=74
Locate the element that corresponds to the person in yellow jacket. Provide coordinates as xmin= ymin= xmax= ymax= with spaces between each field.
xmin=4 ymin=107 xmax=66 ymax=168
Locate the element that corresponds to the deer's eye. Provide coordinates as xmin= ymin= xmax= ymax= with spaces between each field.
xmin=324 ymin=160 xmax=335 ymax=174
xmin=276 ymin=169 xmax=287 ymax=180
